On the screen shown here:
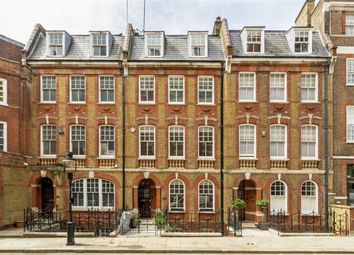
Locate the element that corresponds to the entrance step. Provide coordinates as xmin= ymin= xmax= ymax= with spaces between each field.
xmin=242 ymin=221 xmax=257 ymax=229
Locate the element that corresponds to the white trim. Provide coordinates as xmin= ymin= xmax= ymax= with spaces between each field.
xmin=69 ymin=124 xmax=86 ymax=158
xmin=346 ymin=106 xmax=354 ymax=143
xmin=337 ymin=46 xmax=354 ymax=54
xmin=188 ymin=32 xmax=208 ymax=58
xmin=40 ymin=75 xmax=57 ymax=103
xmin=98 ymin=125 xmax=115 ymax=159
xmin=346 ymin=59 xmax=354 ymax=86
xmin=46 ymin=32 xmax=65 ymax=57
xmin=197 ymin=76 xmax=214 ymax=105
xmin=0 ymin=121 xmax=7 ymax=152
xmin=40 ymin=124 xmax=57 ymax=157
xmin=139 ymin=75 xmax=155 ymax=105
xmin=144 ymin=32 xmax=164 ymax=58
xmin=90 ymin=32 xmax=110 ymax=57
xmin=198 ymin=179 xmax=215 ymax=212
xmin=168 ymin=179 xmax=186 ymax=212
xmin=138 ymin=125 xmax=156 ymax=159
xmin=333 ymin=156 xmax=354 ymax=159
xmin=168 ymin=125 xmax=185 ymax=160
xmin=301 ymin=180 xmax=319 ymax=215
xmin=269 ymin=72 xmax=287 ymax=103
xmin=98 ymin=75 xmax=115 ymax=104
xmin=270 ymin=180 xmax=288 ymax=213
xmin=300 ymin=72 xmax=318 ymax=103
xmin=168 ymin=75 xmax=185 ymax=105
xmin=238 ymin=72 xmax=256 ymax=102
xmin=269 ymin=124 xmax=288 ymax=160
xmin=239 ymin=124 xmax=257 ymax=158
xmin=0 ymin=78 xmax=8 ymax=106
xmin=301 ymin=124 xmax=319 ymax=160
xmin=69 ymin=75 xmax=86 ymax=103
xmin=197 ymin=125 xmax=215 ymax=160
xmin=242 ymin=27 xmax=265 ymax=54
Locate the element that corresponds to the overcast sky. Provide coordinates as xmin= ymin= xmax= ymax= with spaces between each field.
xmin=0 ymin=0 xmax=305 ymax=44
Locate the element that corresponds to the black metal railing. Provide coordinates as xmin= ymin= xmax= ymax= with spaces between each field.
xmin=227 ymin=208 xmax=242 ymax=236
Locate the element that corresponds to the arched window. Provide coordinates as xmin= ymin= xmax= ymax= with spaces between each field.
xmin=168 ymin=126 xmax=185 ymax=159
xmin=270 ymin=181 xmax=287 ymax=213
xmin=301 ymin=180 xmax=318 ymax=214
xmin=72 ymin=178 xmax=115 ymax=210
xmin=239 ymin=124 xmax=256 ymax=158
xmin=199 ymin=179 xmax=214 ymax=212
xmin=169 ymin=179 xmax=185 ymax=211
xmin=139 ymin=125 xmax=155 ymax=158
xmin=301 ymin=125 xmax=318 ymax=159
xmin=198 ymin=126 xmax=214 ymax=159
xmin=41 ymin=125 xmax=57 ymax=156
xmin=270 ymin=125 xmax=287 ymax=159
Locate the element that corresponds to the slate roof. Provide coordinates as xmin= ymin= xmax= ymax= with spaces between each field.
xmin=28 ymin=34 xmax=124 ymax=60
xmin=129 ymin=34 xmax=225 ymax=61
xmin=230 ymin=30 xmax=330 ymax=58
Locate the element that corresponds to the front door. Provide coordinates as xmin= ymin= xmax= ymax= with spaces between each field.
xmin=238 ymin=179 xmax=256 ymax=221
xmin=138 ymin=179 xmax=156 ymax=218
xmin=40 ymin=177 xmax=54 ymax=211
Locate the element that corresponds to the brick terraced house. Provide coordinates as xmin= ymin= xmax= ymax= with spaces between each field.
xmin=0 ymin=34 xmax=32 ymax=228
xmin=19 ymin=16 xmax=331 ymax=228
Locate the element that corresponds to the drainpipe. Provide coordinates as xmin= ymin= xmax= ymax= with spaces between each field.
xmin=120 ymin=67 xmax=126 ymax=211
xmin=220 ymin=62 xmax=225 ymax=236
xmin=324 ymin=60 xmax=330 ymax=231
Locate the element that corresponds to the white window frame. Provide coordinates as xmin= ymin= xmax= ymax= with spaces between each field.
xmin=0 ymin=121 xmax=7 ymax=152
xmin=198 ymin=126 xmax=215 ymax=160
xmin=139 ymin=125 xmax=156 ymax=159
xmin=70 ymin=125 xmax=86 ymax=158
xmin=300 ymin=73 xmax=318 ymax=103
xmin=168 ymin=179 xmax=186 ymax=212
xmin=270 ymin=125 xmax=287 ymax=160
xmin=270 ymin=180 xmax=288 ymax=213
xmin=269 ymin=72 xmax=287 ymax=103
xmin=70 ymin=76 xmax=86 ymax=104
xmin=301 ymin=180 xmax=318 ymax=215
xmin=72 ymin=178 xmax=115 ymax=211
xmin=346 ymin=59 xmax=354 ymax=86
xmin=40 ymin=76 xmax=56 ymax=103
xmin=139 ymin=75 xmax=155 ymax=104
xmin=47 ymin=32 xmax=64 ymax=57
xmin=188 ymin=32 xmax=208 ymax=58
xmin=40 ymin=125 xmax=57 ymax=158
xmin=98 ymin=76 xmax=115 ymax=104
xmin=294 ymin=29 xmax=310 ymax=54
xmin=0 ymin=78 xmax=7 ymax=106
xmin=346 ymin=14 xmax=354 ymax=36
xmin=168 ymin=125 xmax=185 ymax=160
xmin=301 ymin=125 xmax=318 ymax=160
xmin=239 ymin=124 xmax=257 ymax=159
xmin=99 ymin=125 xmax=115 ymax=159
xmin=197 ymin=76 xmax=214 ymax=105
xmin=239 ymin=72 xmax=256 ymax=102
xmin=246 ymin=30 xmax=262 ymax=53
xmin=91 ymin=33 xmax=109 ymax=57
xmin=347 ymin=106 xmax=354 ymax=143
xmin=168 ymin=75 xmax=185 ymax=105
xmin=198 ymin=179 xmax=215 ymax=212
xmin=144 ymin=32 xmax=164 ymax=57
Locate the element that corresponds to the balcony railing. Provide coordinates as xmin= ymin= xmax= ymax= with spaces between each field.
xmin=39 ymin=157 xmax=56 ymax=166
xmin=239 ymin=159 xmax=257 ymax=169
xmin=301 ymin=160 xmax=319 ymax=169
xmin=75 ymin=158 xmax=85 ymax=168
xmin=168 ymin=160 xmax=185 ymax=168
xmin=139 ymin=159 xmax=155 ymax=168
xmin=98 ymin=158 xmax=116 ymax=168
xmin=270 ymin=160 xmax=288 ymax=169
xmin=198 ymin=160 xmax=215 ymax=169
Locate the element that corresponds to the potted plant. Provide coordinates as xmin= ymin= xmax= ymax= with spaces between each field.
xmin=256 ymin=198 xmax=269 ymax=230
xmin=130 ymin=212 xmax=139 ymax=229
xmin=232 ymin=198 xmax=246 ymax=221
xmin=155 ymin=212 xmax=165 ymax=229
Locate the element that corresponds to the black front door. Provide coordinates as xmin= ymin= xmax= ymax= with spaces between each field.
xmin=40 ymin=177 xmax=54 ymax=211
xmin=138 ymin=179 xmax=154 ymax=218
xmin=238 ymin=180 xmax=246 ymax=220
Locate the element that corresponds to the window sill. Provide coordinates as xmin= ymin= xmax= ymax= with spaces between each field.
xmin=97 ymin=102 xmax=115 ymax=105
xmin=73 ymin=207 xmax=115 ymax=212
xmin=198 ymin=210 xmax=216 ymax=214
xmin=239 ymin=157 xmax=257 ymax=160
xmin=168 ymin=157 xmax=185 ymax=160
xmin=197 ymin=103 xmax=215 ymax=106
xmin=39 ymin=102 xmax=56 ymax=105
xmin=300 ymin=213 xmax=319 ymax=216
xmin=0 ymin=103 xmax=8 ymax=107
xmin=68 ymin=102 xmax=86 ymax=105
xmin=138 ymin=102 xmax=155 ymax=105
xmin=270 ymin=158 xmax=289 ymax=161
xmin=39 ymin=156 xmax=57 ymax=159
xmin=301 ymin=158 xmax=319 ymax=161
xmin=73 ymin=155 xmax=86 ymax=159
xmin=168 ymin=210 xmax=186 ymax=213
xmin=197 ymin=158 xmax=215 ymax=161
xmin=168 ymin=103 xmax=186 ymax=106
xmin=138 ymin=157 xmax=156 ymax=160
xmin=97 ymin=156 xmax=115 ymax=159
xmin=301 ymin=101 xmax=320 ymax=104
xmin=270 ymin=101 xmax=288 ymax=104
xmin=239 ymin=100 xmax=257 ymax=103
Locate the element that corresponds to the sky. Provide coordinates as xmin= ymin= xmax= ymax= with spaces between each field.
xmin=0 ymin=0 xmax=305 ymax=44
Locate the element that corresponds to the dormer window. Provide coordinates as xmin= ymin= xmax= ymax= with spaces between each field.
xmin=189 ymin=32 xmax=208 ymax=57
xmin=145 ymin=32 xmax=163 ymax=57
xmin=48 ymin=33 xmax=63 ymax=56
xmin=93 ymin=33 xmax=107 ymax=56
xmin=295 ymin=30 xmax=309 ymax=53
xmin=247 ymin=30 xmax=262 ymax=53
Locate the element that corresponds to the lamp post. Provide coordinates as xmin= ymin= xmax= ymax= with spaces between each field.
xmin=63 ymin=151 xmax=76 ymax=246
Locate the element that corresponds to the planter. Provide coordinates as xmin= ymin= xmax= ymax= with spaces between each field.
xmin=15 ymin=221 xmax=24 ymax=228
xmin=258 ymin=222 xmax=269 ymax=230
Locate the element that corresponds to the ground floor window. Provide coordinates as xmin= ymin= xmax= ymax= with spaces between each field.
xmin=198 ymin=179 xmax=214 ymax=212
xmin=169 ymin=179 xmax=185 ymax=211
xmin=72 ymin=178 xmax=114 ymax=210
xmin=270 ymin=180 xmax=287 ymax=213
xmin=301 ymin=180 xmax=318 ymax=214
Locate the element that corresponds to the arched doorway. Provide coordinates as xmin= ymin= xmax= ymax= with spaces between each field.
xmin=238 ymin=179 xmax=257 ymax=221
xmin=39 ymin=177 xmax=54 ymax=211
xmin=138 ymin=179 xmax=156 ymax=218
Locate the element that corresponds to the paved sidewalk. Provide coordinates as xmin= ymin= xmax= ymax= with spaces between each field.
xmin=0 ymin=229 xmax=353 ymax=254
